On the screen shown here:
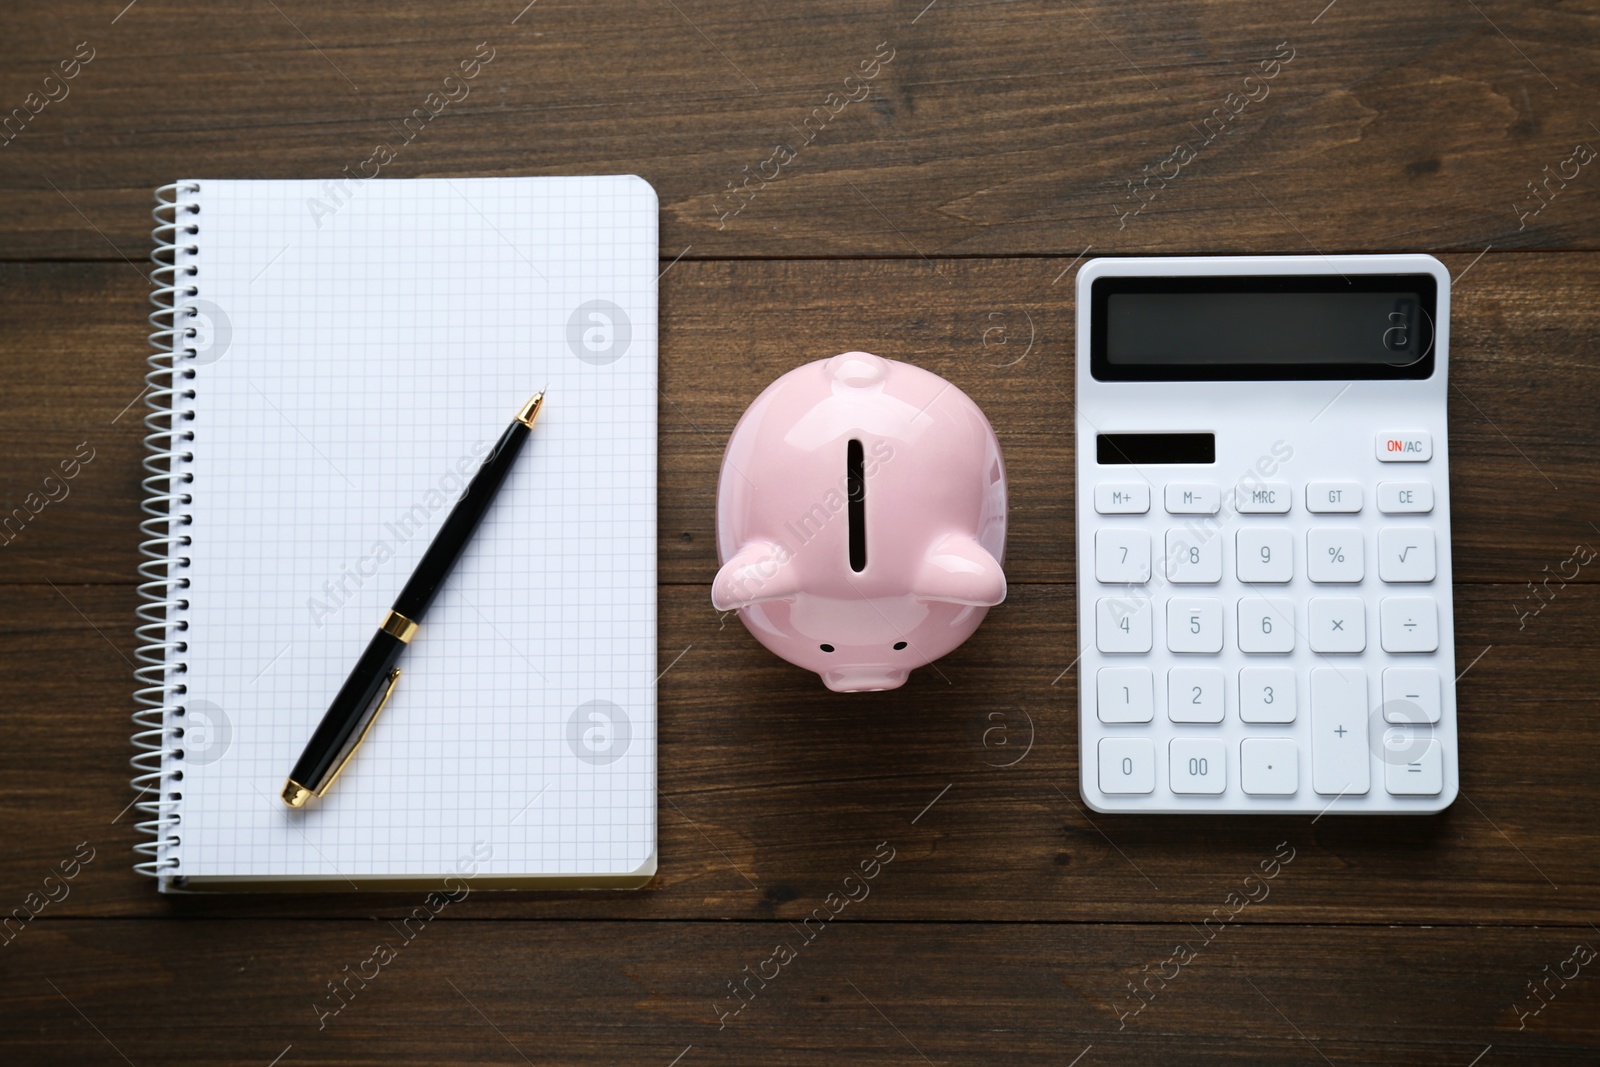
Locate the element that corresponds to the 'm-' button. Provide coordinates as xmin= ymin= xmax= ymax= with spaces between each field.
xmin=1166 ymin=483 xmax=1220 ymax=514
xmin=1377 ymin=432 xmax=1432 ymax=462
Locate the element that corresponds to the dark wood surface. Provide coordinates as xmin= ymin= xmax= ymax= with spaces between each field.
xmin=3 ymin=1 xmax=1598 ymax=1063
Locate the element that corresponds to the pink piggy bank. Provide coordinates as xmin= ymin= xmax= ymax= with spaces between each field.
xmin=712 ymin=352 xmax=1007 ymax=692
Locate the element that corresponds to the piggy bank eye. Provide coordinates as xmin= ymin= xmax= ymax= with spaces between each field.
xmin=893 ymin=641 xmax=907 ymax=650
xmin=820 ymin=643 xmax=835 ymax=653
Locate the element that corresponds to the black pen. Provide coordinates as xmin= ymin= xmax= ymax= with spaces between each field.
xmin=282 ymin=391 xmax=545 ymax=808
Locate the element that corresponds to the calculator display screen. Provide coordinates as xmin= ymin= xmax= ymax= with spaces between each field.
xmin=1091 ymin=274 xmax=1436 ymax=381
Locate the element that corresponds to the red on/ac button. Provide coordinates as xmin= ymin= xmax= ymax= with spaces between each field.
xmin=1376 ymin=432 xmax=1433 ymax=462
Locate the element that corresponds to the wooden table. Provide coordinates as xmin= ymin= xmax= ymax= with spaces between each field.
xmin=4 ymin=2 xmax=1598 ymax=1063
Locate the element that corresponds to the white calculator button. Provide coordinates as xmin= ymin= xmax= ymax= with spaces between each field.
xmin=1240 ymin=738 xmax=1299 ymax=795
xmin=1168 ymin=666 xmax=1225 ymax=723
xmin=1239 ymin=666 xmax=1296 ymax=723
xmin=1095 ymin=483 xmax=1151 ymax=514
xmin=1099 ymin=737 xmax=1156 ymax=794
xmin=1235 ymin=482 xmax=1291 ymax=513
xmin=1165 ymin=530 xmax=1223 ymax=583
xmin=1165 ymin=483 xmax=1220 ymax=514
xmin=1096 ymin=596 xmax=1153 ymax=653
xmin=1097 ymin=667 xmax=1154 ymax=723
xmin=1236 ymin=528 xmax=1292 ymax=583
xmin=1237 ymin=597 xmax=1294 ymax=653
xmin=1382 ymin=667 xmax=1441 ymax=724
xmin=1169 ymin=738 xmax=1226 ymax=794
xmin=1306 ymin=482 xmax=1363 ymax=513
xmin=1310 ymin=667 xmax=1371 ymax=796
xmin=1095 ymin=529 xmax=1152 ymax=584
xmin=1377 ymin=481 xmax=1434 ymax=514
xmin=1378 ymin=528 xmax=1436 ymax=583
xmin=1377 ymin=431 xmax=1433 ymax=462
xmin=1380 ymin=596 xmax=1438 ymax=652
xmin=1307 ymin=528 xmax=1364 ymax=583
xmin=1384 ymin=734 xmax=1443 ymax=795
xmin=1167 ymin=597 xmax=1224 ymax=653
xmin=1309 ymin=597 xmax=1366 ymax=653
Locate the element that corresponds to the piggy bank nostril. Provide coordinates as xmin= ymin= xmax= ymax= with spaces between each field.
xmin=894 ymin=641 xmax=907 ymax=650
xmin=820 ymin=643 xmax=835 ymax=653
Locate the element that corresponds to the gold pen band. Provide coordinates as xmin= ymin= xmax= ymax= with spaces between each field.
xmin=381 ymin=610 xmax=419 ymax=643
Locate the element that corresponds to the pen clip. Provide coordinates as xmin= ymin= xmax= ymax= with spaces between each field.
xmin=319 ymin=667 xmax=401 ymax=798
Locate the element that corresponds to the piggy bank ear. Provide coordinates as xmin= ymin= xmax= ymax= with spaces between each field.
xmin=712 ymin=542 xmax=802 ymax=610
xmin=917 ymin=534 xmax=1006 ymax=606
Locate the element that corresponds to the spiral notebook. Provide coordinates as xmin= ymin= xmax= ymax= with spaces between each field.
xmin=133 ymin=176 xmax=658 ymax=892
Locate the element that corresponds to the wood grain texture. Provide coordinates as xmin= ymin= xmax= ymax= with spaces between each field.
xmin=1 ymin=1 xmax=1597 ymax=259
xmin=2 ymin=0 xmax=1598 ymax=1062
xmin=3 ymin=921 xmax=1598 ymax=1066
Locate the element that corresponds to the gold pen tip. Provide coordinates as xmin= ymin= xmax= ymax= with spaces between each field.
xmin=282 ymin=780 xmax=313 ymax=808
xmin=515 ymin=391 xmax=545 ymax=429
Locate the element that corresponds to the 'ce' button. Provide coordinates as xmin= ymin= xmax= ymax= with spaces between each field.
xmin=1377 ymin=432 xmax=1432 ymax=462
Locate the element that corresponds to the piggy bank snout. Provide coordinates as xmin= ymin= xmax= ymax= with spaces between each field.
xmin=823 ymin=667 xmax=910 ymax=693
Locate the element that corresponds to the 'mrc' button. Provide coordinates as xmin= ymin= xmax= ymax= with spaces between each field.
xmin=1377 ymin=432 xmax=1432 ymax=462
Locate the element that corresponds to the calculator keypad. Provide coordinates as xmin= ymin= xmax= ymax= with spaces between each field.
xmin=1095 ymin=597 xmax=1153 ymax=653
xmin=1306 ymin=482 xmax=1363 ymax=513
xmin=1086 ymin=475 xmax=1451 ymax=810
xmin=1166 ymin=531 xmax=1223 ymax=583
xmin=1240 ymin=738 xmax=1298 ymax=795
xmin=1384 ymin=736 xmax=1443 ymax=793
xmin=1307 ymin=528 xmax=1364 ymax=582
xmin=1239 ymin=666 xmax=1295 ymax=723
xmin=1095 ymin=483 xmax=1151 ymax=514
xmin=1310 ymin=667 xmax=1370 ymax=795
xmin=1382 ymin=667 xmax=1440 ymax=723
xmin=1099 ymin=737 xmax=1156 ymax=794
xmin=1167 ymin=598 xmax=1223 ymax=653
xmin=1168 ymin=666 xmax=1224 ymax=722
xmin=1169 ymin=738 xmax=1226 ymax=793
xmin=1097 ymin=666 xmax=1154 ymax=723
xmin=1308 ymin=596 xmax=1366 ymax=652
xmin=1095 ymin=529 xmax=1152 ymax=584
xmin=1165 ymin=483 xmax=1221 ymax=514
xmin=1234 ymin=483 xmax=1291 ymax=514
xmin=1236 ymin=597 xmax=1294 ymax=653
xmin=1377 ymin=528 xmax=1436 ymax=582
xmin=1380 ymin=596 xmax=1438 ymax=652
xmin=1377 ymin=482 xmax=1433 ymax=514
xmin=1236 ymin=529 xmax=1292 ymax=583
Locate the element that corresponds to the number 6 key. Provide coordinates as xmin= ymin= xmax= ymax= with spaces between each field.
xmin=1238 ymin=597 xmax=1294 ymax=653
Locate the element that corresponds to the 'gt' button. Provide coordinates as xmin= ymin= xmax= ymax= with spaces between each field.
xmin=1377 ymin=432 xmax=1432 ymax=462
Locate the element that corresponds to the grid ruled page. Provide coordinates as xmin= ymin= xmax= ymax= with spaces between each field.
xmin=171 ymin=177 xmax=657 ymax=882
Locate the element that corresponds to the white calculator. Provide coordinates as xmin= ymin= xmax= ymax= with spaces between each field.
xmin=1074 ymin=255 xmax=1457 ymax=814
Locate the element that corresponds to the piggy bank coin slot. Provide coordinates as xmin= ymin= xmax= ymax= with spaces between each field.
xmin=847 ymin=438 xmax=867 ymax=573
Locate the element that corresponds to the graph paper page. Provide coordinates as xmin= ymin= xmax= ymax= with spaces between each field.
xmin=167 ymin=176 xmax=656 ymax=884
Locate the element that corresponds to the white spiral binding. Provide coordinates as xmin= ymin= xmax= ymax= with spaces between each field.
xmin=133 ymin=181 xmax=200 ymax=883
